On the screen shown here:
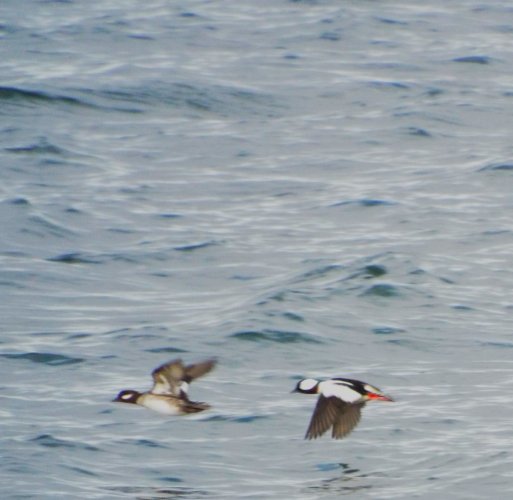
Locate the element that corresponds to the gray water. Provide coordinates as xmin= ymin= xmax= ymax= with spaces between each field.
xmin=2 ymin=0 xmax=513 ymax=498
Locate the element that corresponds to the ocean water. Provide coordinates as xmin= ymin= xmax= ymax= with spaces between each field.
xmin=2 ymin=0 xmax=513 ymax=498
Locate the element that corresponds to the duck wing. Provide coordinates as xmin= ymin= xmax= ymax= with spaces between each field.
xmin=305 ymin=395 xmax=365 ymax=440
xmin=331 ymin=402 xmax=365 ymax=439
xmin=151 ymin=359 xmax=185 ymax=396
xmin=151 ymin=358 xmax=217 ymax=397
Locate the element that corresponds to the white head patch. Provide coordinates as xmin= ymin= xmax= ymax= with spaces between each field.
xmin=299 ymin=378 xmax=318 ymax=391
xmin=121 ymin=392 xmax=134 ymax=400
xmin=364 ymin=384 xmax=381 ymax=395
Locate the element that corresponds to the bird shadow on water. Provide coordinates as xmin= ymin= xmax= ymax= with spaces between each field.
xmin=305 ymin=462 xmax=373 ymax=496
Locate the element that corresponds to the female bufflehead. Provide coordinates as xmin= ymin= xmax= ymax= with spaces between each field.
xmin=292 ymin=377 xmax=393 ymax=439
xmin=114 ymin=358 xmax=216 ymax=415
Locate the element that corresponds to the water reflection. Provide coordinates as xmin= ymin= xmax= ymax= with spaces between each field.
xmin=106 ymin=485 xmax=208 ymax=499
xmin=307 ymin=462 xmax=373 ymax=495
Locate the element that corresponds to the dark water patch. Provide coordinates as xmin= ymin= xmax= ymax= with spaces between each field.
xmin=440 ymin=418 xmax=461 ymax=425
xmin=0 ymin=86 xmax=97 ymax=110
xmin=145 ymin=346 xmax=188 ymax=354
xmin=406 ymin=127 xmax=431 ymax=137
xmin=105 ymin=325 xmax=169 ymax=340
xmin=27 ymin=215 xmax=75 ymax=238
xmin=362 ymin=264 xmax=387 ymax=278
xmin=66 ymin=332 xmax=92 ymax=341
xmin=385 ymin=338 xmax=427 ymax=350
xmin=128 ymin=33 xmax=154 ymax=41
xmin=316 ymin=462 xmax=343 ymax=472
xmin=453 ymin=55 xmax=491 ymax=65
xmin=438 ymin=275 xmax=455 ymax=284
xmin=48 ymin=250 xmax=167 ymax=265
xmin=320 ymin=31 xmax=341 ymax=41
xmin=31 ymin=434 xmax=98 ymax=451
xmin=6 ymin=139 xmax=65 ymax=155
xmin=372 ymin=326 xmax=405 ymax=335
xmin=282 ymin=311 xmax=305 ymax=322
xmin=451 ymin=304 xmax=474 ymax=311
xmin=1 ymin=352 xmax=84 ymax=365
xmin=368 ymin=80 xmax=411 ymax=90
xmin=482 ymin=229 xmax=511 ymax=236
xmin=66 ymin=88 xmax=146 ymax=113
xmin=316 ymin=462 xmax=360 ymax=474
xmin=39 ymin=157 xmax=74 ymax=167
xmin=174 ymin=241 xmax=218 ymax=252
xmin=307 ymin=463 xmax=373 ymax=495
xmin=0 ymin=23 xmax=20 ymax=35
xmin=180 ymin=12 xmax=200 ymax=18
xmin=107 ymin=227 xmax=138 ymax=234
xmin=231 ymin=414 xmax=268 ymax=424
xmin=2 ymin=460 xmax=37 ymax=475
xmin=47 ymin=252 xmax=101 ymax=264
xmin=0 ymin=280 xmax=26 ymax=289
xmin=160 ymin=477 xmax=184 ymax=483
xmin=361 ymin=283 xmax=400 ymax=297
xmin=479 ymin=341 xmax=513 ymax=349
xmin=204 ymin=414 xmax=268 ymax=423
xmin=300 ymin=264 xmax=344 ymax=280
xmin=4 ymin=197 xmax=31 ymax=206
xmin=376 ymin=17 xmax=408 ymax=26
xmin=62 ymin=465 xmax=98 ymax=477
xmin=258 ymin=290 xmax=287 ymax=304
xmin=124 ymin=439 xmax=168 ymax=449
xmin=231 ymin=274 xmax=258 ymax=281
xmin=341 ymin=263 xmax=388 ymax=283
xmin=229 ymin=329 xmax=322 ymax=344
xmin=151 ymin=271 xmax=172 ymax=278
xmin=157 ymin=213 xmax=182 ymax=219
xmin=106 ymin=486 xmax=207 ymax=498
xmin=424 ymin=87 xmax=444 ymax=97
xmin=118 ymin=184 xmax=152 ymax=195
xmin=64 ymin=207 xmax=82 ymax=214
xmin=330 ymin=199 xmax=396 ymax=208
xmin=478 ymin=162 xmax=513 ymax=172
xmin=84 ymin=82 xmax=276 ymax=117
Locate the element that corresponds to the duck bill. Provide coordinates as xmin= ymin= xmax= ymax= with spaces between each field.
xmin=368 ymin=392 xmax=394 ymax=402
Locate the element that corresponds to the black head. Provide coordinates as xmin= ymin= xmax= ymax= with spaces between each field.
xmin=292 ymin=378 xmax=320 ymax=394
xmin=113 ymin=390 xmax=140 ymax=404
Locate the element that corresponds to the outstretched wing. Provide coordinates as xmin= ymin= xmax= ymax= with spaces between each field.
xmin=331 ymin=402 xmax=365 ymax=439
xmin=151 ymin=359 xmax=185 ymax=396
xmin=150 ymin=358 xmax=217 ymax=397
xmin=184 ymin=359 xmax=216 ymax=383
xmin=305 ymin=395 xmax=344 ymax=440
xmin=305 ymin=396 xmax=365 ymax=440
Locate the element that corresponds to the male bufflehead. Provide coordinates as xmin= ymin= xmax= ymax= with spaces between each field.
xmin=114 ymin=358 xmax=216 ymax=415
xmin=292 ymin=377 xmax=393 ymax=439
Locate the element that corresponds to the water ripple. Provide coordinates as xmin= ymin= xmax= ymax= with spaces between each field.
xmin=1 ymin=352 xmax=84 ymax=366
xmin=229 ymin=329 xmax=323 ymax=344
xmin=31 ymin=434 xmax=99 ymax=451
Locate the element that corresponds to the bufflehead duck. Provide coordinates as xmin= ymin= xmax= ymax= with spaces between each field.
xmin=114 ymin=358 xmax=216 ymax=415
xmin=292 ymin=377 xmax=393 ymax=439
